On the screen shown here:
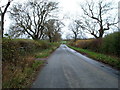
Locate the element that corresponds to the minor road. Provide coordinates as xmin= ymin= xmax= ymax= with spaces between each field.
xmin=32 ymin=44 xmax=119 ymax=88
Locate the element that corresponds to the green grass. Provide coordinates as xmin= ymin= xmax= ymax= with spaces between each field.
xmin=2 ymin=60 xmax=44 ymax=88
xmin=32 ymin=60 xmax=45 ymax=70
xmin=68 ymin=45 xmax=120 ymax=69
xmin=35 ymin=44 xmax=59 ymax=58
xmin=35 ymin=49 xmax=52 ymax=58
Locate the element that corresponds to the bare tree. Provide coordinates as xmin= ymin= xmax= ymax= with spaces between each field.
xmin=80 ymin=0 xmax=118 ymax=38
xmin=9 ymin=0 xmax=58 ymax=40
xmin=0 ymin=0 xmax=13 ymax=38
xmin=69 ymin=20 xmax=83 ymax=42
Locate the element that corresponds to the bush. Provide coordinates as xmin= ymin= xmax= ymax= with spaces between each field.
xmin=2 ymin=39 xmax=49 ymax=63
xmin=102 ymin=32 xmax=120 ymax=57
xmin=73 ymin=39 xmax=102 ymax=52
xmin=69 ymin=32 xmax=120 ymax=57
xmin=2 ymin=38 xmax=59 ymax=88
xmin=2 ymin=38 xmax=21 ymax=63
xmin=36 ymin=40 xmax=50 ymax=49
xmin=89 ymin=39 xmax=102 ymax=52
xmin=75 ymin=39 xmax=92 ymax=49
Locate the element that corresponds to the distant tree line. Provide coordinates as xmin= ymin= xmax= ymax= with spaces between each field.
xmin=1 ymin=0 xmax=119 ymax=41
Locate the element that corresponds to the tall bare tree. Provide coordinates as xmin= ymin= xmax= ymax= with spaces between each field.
xmin=69 ymin=20 xmax=83 ymax=42
xmin=80 ymin=0 xmax=118 ymax=38
xmin=0 ymin=0 xmax=13 ymax=38
xmin=9 ymin=0 xmax=58 ymax=40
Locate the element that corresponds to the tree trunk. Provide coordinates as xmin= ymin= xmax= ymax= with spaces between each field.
xmin=1 ymin=1 xmax=11 ymax=38
xmin=33 ymin=38 xmax=39 ymax=40
xmin=49 ymin=36 xmax=52 ymax=42
xmin=99 ymin=28 xmax=104 ymax=38
xmin=0 ymin=12 xmax=2 ymax=38
xmin=74 ymin=34 xmax=77 ymax=42
xmin=1 ymin=13 xmax=4 ymax=38
xmin=32 ymin=35 xmax=39 ymax=40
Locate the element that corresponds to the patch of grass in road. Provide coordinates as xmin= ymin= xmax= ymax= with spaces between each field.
xmin=68 ymin=45 xmax=120 ymax=70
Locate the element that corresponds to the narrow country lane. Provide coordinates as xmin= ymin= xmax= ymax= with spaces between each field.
xmin=32 ymin=44 xmax=119 ymax=88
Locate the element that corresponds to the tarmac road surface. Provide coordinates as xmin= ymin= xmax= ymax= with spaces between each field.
xmin=32 ymin=44 xmax=119 ymax=88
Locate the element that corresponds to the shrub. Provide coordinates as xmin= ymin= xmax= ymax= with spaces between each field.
xmin=102 ymin=32 xmax=120 ymax=57
xmin=73 ymin=39 xmax=102 ymax=52
xmin=69 ymin=32 xmax=120 ymax=57
xmin=75 ymin=39 xmax=92 ymax=49
xmin=2 ymin=38 xmax=59 ymax=88
xmin=2 ymin=38 xmax=21 ymax=63
xmin=2 ymin=39 xmax=49 ymax=63
xmin=36 ymin=40 xmax=50 ymax=49
xmin=89 ymin=38 xmax=102 ymax=52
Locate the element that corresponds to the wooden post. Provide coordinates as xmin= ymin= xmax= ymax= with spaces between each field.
xmin=0 ymin=12 xmax=1 ymax=38
xmin=0 ymin=10 xmax=2 ymax=90
xmin=118 ymin=2 xmax=120 ymax=90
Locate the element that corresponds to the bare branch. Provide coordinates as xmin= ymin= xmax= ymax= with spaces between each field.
xmin=9 ymin=0 xmax=58 ymax=40
xmin=80 ymin=0 xmax=117 ymax=38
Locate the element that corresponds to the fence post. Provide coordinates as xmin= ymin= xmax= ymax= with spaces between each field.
xmin=0 ymin=12 xmax=1 ymax=38
xmin=0 ymin=10 xmax=2 ymax=90
xmin=118 ymin=1 xmax=120 ymax=32
xmin=118 ymin=2 xmax=120 ymax=90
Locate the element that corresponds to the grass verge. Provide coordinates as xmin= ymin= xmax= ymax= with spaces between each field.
xmin=35 ymin=46 xmax=57 ymax=58
xmin=2 ymin=57 xmax=45 ymax=88
xmin=68 ymin=45 xmax=120 ymax=70
xmin=2 ymin=39 xmax=60 ymax=88
xmin=3 ymin=46 xmax=58 ymax=88
xmin=35 ymin=49 xmax=50 ymax=58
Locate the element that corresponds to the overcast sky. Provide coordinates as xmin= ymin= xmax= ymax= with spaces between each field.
xmin=0 ymin=0 xmax=119 ymax=39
